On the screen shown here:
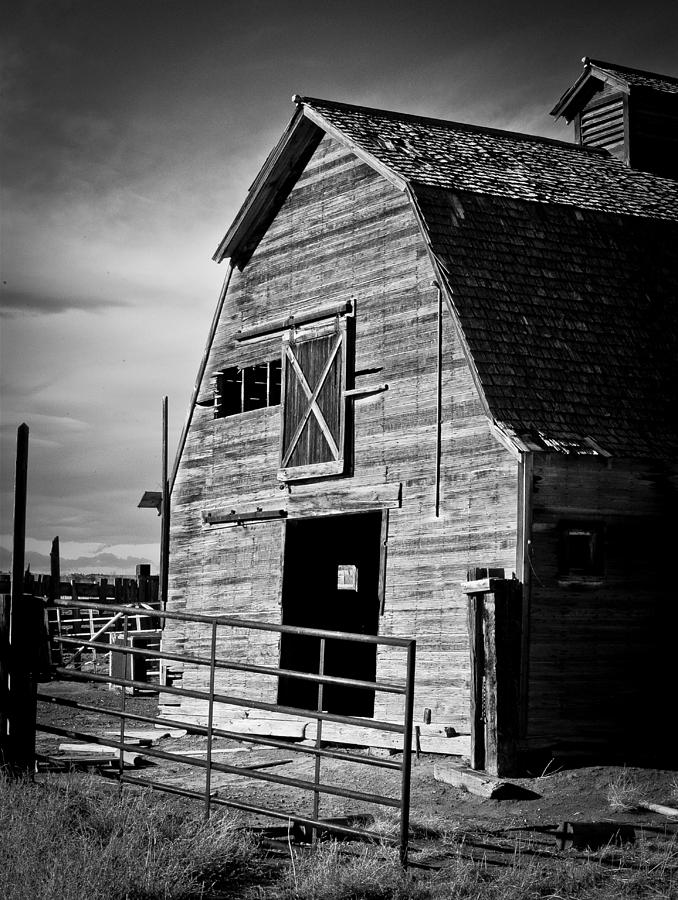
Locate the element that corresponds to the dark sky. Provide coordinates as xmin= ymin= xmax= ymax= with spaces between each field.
xmin=1 ymin=0 xmax=677 ymax=570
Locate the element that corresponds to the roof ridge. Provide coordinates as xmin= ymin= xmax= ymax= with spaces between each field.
xmin=299 ymin=95 xmax=607 ymax=155
xmin=585 ymin=57 xmax=678 ymax=84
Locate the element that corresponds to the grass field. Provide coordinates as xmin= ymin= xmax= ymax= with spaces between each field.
xmin=2 ymin=773 xmax=676 ymax=899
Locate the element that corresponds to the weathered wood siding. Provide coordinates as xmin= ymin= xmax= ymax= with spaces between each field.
xmin=164 ymin=135 xmax=518 ymax=728
xmin=525 ymin=454 xmax=677 ymax=755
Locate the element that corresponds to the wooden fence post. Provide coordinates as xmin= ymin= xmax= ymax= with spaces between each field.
xmin=0 ymin=594 xmax=10 ymax=768
xmin=463 ymin=569 xmax=522 ymax=777
xmin=5 ymin=424 xmax=40 ymax=775
xmin=160 ymin=396 xmax=170 ymax=611
xmin=8 ymin=595 xmax=44 ymax=775
xmin=49 ymin=537 xmax=61 ymax=602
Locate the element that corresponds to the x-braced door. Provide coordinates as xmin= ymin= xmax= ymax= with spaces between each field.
xmin=278 ymin=318 xmax=347 ymax=481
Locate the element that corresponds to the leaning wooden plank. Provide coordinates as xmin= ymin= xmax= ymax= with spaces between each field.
xmin=56 ymin=745 xmax=141 ymax=767
xmin=305 ymin=722 xmax=470 ymax=756
xmin=104 ymin=728 xmax=186 ymax=743
xmin=216 ymin=718 xmax=306 ymax=739
xmin=59 ymin=742 xmax=140 ymax=753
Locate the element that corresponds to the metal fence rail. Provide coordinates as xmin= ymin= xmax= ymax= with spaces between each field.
xmin=32 ymin=597 xmax=416 ymax=865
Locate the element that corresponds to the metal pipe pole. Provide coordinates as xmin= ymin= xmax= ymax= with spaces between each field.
xmin=312 ymin=637 xmax=326 ymax=840
xmin=399 ymin=640 xmax=416 ymax=867
xmin=204 ymin=621 xmax=218 ymax=820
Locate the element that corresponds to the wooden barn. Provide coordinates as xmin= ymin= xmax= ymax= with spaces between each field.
xmin=162 ymin=58 xmax=678 ymax=773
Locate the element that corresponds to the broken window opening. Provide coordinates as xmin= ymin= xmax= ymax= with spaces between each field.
xmin=214 ymin=359 xmax=282 ymax=418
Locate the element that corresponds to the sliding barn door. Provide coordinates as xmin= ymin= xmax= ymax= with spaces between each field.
xmin=279 ymin=318 xmax=347 ymax=481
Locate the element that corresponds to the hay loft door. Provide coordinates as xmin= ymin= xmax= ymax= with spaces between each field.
xmin=278 ymin=511 xmax=382 ymax=717
xmin=278 ymin=318 xmax=347 ymax=481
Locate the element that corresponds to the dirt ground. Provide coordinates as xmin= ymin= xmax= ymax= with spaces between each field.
xmin=35 ymin=680 xmax=678 ymax=869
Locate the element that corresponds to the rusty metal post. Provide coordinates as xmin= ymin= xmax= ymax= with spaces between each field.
xmin=118 ymin=612 xmax=129 ymax=793
xmin=399 ymin=640 xmax=416 ymax=867
xmin=312 ymin=637 xmax=326 ymax=841
xmin=204 ymin=620 xmax=218 ymax=820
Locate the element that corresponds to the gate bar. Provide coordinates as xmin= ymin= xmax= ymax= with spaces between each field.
xmin=52 ymin=667 xmax=406 ymax=733
xmin=54 ymin=635 xmax=405 ymax=694
xmin=106 ymin=773 xmax=397 ymax=846
xmin=38 ymin=722 xmax=400 ymax=808
xmin=50 ymin=597 xmax=413 ymax=645
xmin=36 ymin=693 xmax=402 ymax=770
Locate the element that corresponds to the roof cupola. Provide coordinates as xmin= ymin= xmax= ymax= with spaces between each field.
xmin=551 ymin=57 xmax=678 ymax=179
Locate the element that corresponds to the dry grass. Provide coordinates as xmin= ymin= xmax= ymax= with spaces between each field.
xmin=3 ymin=773 xmax=676 ymax=900
xmin=0 ymin=773 xmax=264 ymax=900
xmin=606 ymin=768 xmax=643 ymax=812
xmin=262 ymin=832 xmax=678 ymax=900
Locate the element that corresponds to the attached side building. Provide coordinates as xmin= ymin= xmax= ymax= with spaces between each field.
xmin=163 ymin=59 xmax=678 ymax=773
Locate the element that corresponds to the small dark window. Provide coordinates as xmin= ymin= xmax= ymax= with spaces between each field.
xmin=559 ymin=522 xmax=604 ymax=577
xmin=215 ymin=367 xmax=242 ymax=417
xmin=269 ymin=358 xmax=282 ymax=406
xmin=214 ymin=359 xmax=282 ymax=418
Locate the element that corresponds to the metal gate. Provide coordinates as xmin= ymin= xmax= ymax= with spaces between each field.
xmin=4 ymin=596 xmax=417 ymax=865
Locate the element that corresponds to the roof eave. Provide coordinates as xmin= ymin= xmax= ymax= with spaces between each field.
xmin=213 ymin=106 xmax=323 ymax=267
xmin=550 ymin=61 xmax=629 ymax=121
xmin=213 ymin=101 xmax=407 ymax=269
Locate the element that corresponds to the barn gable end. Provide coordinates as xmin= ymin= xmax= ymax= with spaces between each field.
xmin=164 ymin=133 xmax=518 ymax=731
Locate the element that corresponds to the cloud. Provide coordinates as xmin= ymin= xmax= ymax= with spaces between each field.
xmin=0 ymin=286 xmax=128 ymax=317
xmin=0 ymin=542 xmax=157 ymax=577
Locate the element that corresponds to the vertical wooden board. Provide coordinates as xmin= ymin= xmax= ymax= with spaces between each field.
xmin=481 ymin=595 xmax=497 ymax=774
xmin=468 ymin=595 xmax=485 ymax=770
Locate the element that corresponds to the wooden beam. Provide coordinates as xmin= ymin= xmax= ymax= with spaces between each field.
xmin=203 ymin=509 xmax=287 ymax=526
xmin=434 ymin=763 xmax=524 ymax=799
xmin=344 ymin=383 xmax=388 ymax=398
xmin=170 ymin=264 xmax=234 ymax=492
xmin=236 ymin=299 xmax=353 ymax=342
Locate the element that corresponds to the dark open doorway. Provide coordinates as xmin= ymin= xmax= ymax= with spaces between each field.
xmin=278 ymin=511 xmax=382 ymax=717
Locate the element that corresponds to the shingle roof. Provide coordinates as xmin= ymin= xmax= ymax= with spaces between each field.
xmin=301 ymin=97 xmax=678 ymax=220
xmin=411 ymin=185 xmax=678 ymax=457
xmin=217 ymin=93 xmax=678 ymax=459
xmin=584 ymin=59 xmax=678 ymax=95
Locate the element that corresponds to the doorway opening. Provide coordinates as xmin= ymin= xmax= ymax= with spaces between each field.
xmin=278 ymin=511 xmax=382 ymax=717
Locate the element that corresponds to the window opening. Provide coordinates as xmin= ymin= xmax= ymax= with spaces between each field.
xmin=214 ymin=359 xmax=282 ymax=418
xmin=559 ymin=522 xmax=604 ymax=577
